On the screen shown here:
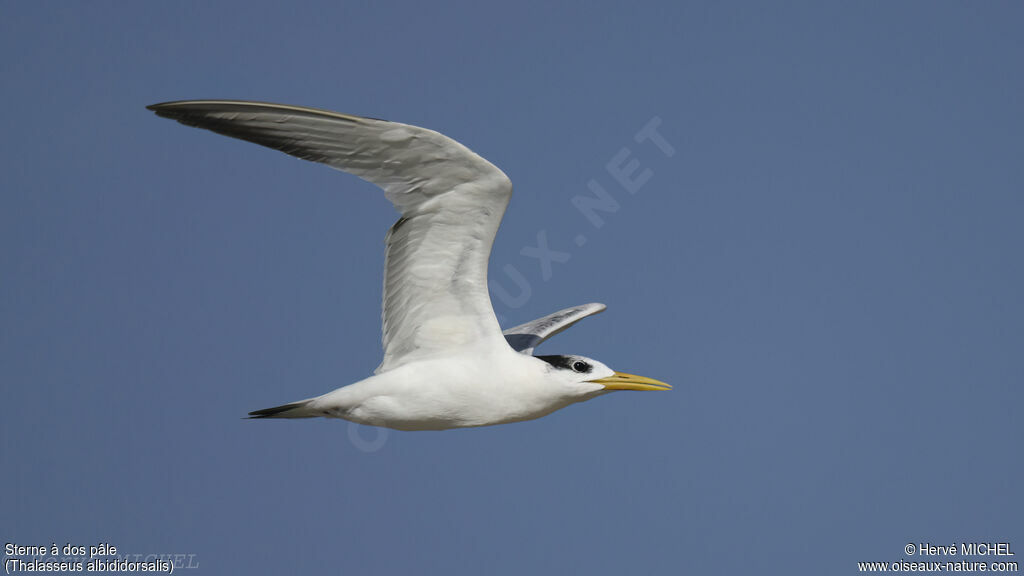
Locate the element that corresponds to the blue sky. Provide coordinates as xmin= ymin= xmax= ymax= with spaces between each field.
xmin=2 ymin=2 xmax=1021 ymax=574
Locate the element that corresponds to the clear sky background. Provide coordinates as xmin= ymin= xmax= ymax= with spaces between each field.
xmin=2 ymin=2 xmax=1021 ymax=574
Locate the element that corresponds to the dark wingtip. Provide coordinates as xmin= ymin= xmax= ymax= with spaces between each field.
xmin=146 ymin=101 xmax=177 ymax=112
xmin=146 ymin=102 xmax=181 ymax=119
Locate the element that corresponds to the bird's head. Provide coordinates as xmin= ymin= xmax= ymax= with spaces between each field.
xmin=535 ymin=354 xmax=671 ymax=395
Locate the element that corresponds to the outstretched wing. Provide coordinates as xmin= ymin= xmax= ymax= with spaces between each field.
xmin=149 ymin=100 xmax=514 ymax=373
xmin=502 ymin=303 xmax=607 ymax=355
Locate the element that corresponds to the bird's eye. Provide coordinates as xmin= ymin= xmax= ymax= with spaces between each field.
xmin=572 ymin=361 xmax=590 ymax=373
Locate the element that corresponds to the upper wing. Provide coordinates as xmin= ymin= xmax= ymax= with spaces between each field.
xmin=502 ymin=303 xmax=607 ymax=355
xmin=149 ymin=100 xmax=514 ymax=372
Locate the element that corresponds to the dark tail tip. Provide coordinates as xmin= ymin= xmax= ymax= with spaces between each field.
xmin=247 ymin=400 xmax=311 ymax=419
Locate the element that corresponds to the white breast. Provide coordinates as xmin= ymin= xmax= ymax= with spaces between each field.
xmin=312 ymin=350 xmax=586 ymax=430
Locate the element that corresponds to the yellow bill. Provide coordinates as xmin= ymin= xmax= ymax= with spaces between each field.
xmin=591 ymin=371 xmax=671 ymax=391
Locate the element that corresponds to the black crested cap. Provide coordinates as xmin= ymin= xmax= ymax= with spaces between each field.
xmin=536 ymin=355 xmax=592 ymax=373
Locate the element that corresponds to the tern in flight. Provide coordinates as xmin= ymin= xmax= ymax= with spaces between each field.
xmin=149 ymin=100 xmax=670 ymax=431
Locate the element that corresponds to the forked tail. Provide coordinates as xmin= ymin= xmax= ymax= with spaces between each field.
xmin=247 ymin=399 xmax=317 ymax=419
